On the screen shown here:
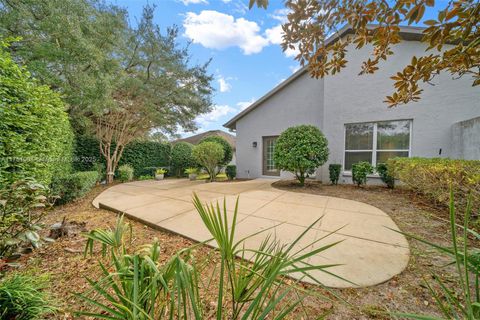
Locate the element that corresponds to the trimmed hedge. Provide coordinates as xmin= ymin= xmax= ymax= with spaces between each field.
xmin=387 ymin=157 xmax=480 ymax=213
xmin=171 ymin=142 xmax=195 ymax=177
xmin=51 ymin=171 xmax=98 ymax=204
xmin=73 ymin=136 xmax=171 ymax=177
xmin=328 ymin=164 xmax=341 ymax=185
xmin=352 ymin=161 xmax=374 ymax=186
xmin=226 ymin=165 xmax=236 ymax=180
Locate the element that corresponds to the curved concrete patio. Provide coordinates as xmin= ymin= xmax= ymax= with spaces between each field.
xmin=93 ymin=178 xmax=409 ymax=288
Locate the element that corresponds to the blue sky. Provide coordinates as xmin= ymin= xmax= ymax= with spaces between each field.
xmin=108 ymin=0 xmax=446 ymax=138
xmin=108 ymin=0 xmax=300 ymax=137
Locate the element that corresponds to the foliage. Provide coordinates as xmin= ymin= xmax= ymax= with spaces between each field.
xmin=200 ymin=136 xmax=233 ymax=166
xmin=0 ymin=274 xmax=57 ymax=319
xmin=51 ymin=171 xmax=98 ymax=205
xmin=376 ymin=163 xmax=395 ymax=189
xmin=185 ymin=167 xmax=198 ymax=175
xmin=171 ymin=142 xmax=195 ymax=177
xmin=250 ymin=0 xmax=479 ymax=106
xmin=352 ymin=162 xmax=374 ymax=186
xmin=387 ymin=157 xmax=480 ymax=214
xmin=226 ymin=165 xmax=237 ymax=180
xmin=0 ymin=40 xmax=73 ymax=188
xmin=395 ymin=193 xmax=480 ymax=319
xmin=328 ymin=164 xmax=342 ymax=185
xmin=192 ymin=142 xmax=224 ymax=182
xmin=274 ymin=125 xmax=329 ymax=186
xmin=156 ymin=168 xmax=167 ymax=175
xmin=77 ymin=196 xmax=342 ymax=319
xmin=138 ymin=167 xmax=160 ymax=178
xmin=0 ymin=179 xmax=52 ymax=258
xmin=137 ymin=175 xmax=153 ymax=181
xmin=118 ymin=164 xmax=134 ymax=182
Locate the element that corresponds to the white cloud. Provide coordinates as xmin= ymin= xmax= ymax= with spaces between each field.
xmin=221 ymin=0 xmax=232 ymax=2
xmin=183 ymin=10 xmax=269 ymax=55
xmin=236 ymin=98 xmax=256 ymax=111
xmin=268 ymin=8 xmax=291 ymax=23
xmin=196 ymin=104 xmax=236 ymax=128
xmin=289 ymin=64 xmax=301 ymax=73
xmin=180 ymin=0 xmax=208 ymax=5
xmin=217 ymin=75 xmax=232 ymax=93
xmin=264 ymin=24 xmax=300 ymax=58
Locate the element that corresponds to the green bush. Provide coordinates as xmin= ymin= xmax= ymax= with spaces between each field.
xmin=200 ymin=136 xmax=233 ymax=166
xmin=376 ymin=163 xmax=395 ymax=188
xmin=352 ymin=162 xmax=374 ymax=186
xmin=117 ymin=164 xmax=134 ymax=182
xmin=51 ymin=171 xmax=98 ymax=204
xmin=387 ymin=157 xmax=480 ymax=213
xmin=328 ymin=164 xmax=341 ymax=185
xmin=0 ymin=41 xmax=73 ymax=188
xmin=274 ymin=125 xmax=329 ymax=186
xmin=0 ymin=274 xmax=57 ymax=319
xmin=192 ymin=142 xmax=224 ymax=182
xmin=171 ymin=142 xmax=195 ymax=177
xmin=226 ymin=165 xmax=236 ymax=180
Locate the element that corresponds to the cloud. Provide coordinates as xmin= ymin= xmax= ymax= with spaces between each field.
xmin=183 ymin=10 xmax=269 ymax=55
xmin=236 ymin=98 xmax=256 ymax=111
xmin=196 ymin=104 xmax=236 ymax=128
xmin=217 ymin=75 xmax=232 ymax=93
xmin=179 ymin=0 xmax=208 ymax=5
xmin=264 ymin=24 xmax=300 ymax=58
xmin=268 ymin=8 xmax=291 ymax=23
xmin=289 ymin=64 xmax=301 ymax=73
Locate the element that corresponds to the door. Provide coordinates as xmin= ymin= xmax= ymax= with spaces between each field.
xmin=262 ymin=136 xmax=280 ymax=176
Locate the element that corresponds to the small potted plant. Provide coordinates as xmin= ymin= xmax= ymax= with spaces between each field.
xmin=155 ymin=168 xmax=167 ymax=180
xmin=185 ymin=167 xmax=198 ymax=181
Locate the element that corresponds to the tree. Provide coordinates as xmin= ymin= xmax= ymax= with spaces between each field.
xmin=249 ymin=0 xmax=479 ymax=107
xmin=274 ymin=125 xmax=329 ymax=186
xmin=192 ymin=142 xmax=224 ymax=182
xmin=171 ymin=142 xmax=195 ymax=177
xmin=200 ymin=136 xmax=233 ymax=166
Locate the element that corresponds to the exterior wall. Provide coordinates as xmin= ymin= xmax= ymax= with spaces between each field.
xmin=452 ymin=117 xmax=480 ymax=160
xmin=235 ymin=72 xmax=324 ymax=179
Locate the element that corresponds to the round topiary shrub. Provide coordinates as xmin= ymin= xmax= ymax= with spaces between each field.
xmin=170 ymin=142 xmax=195 ymax=177
xmin=199 ymin=136 xmax=232 ymax=166
xmin=192 ymin=142 xmax=224 ymax=182
xmin=274 ymin=125 xmax=329 ymax=186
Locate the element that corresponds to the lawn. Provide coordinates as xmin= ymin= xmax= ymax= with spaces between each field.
xmin=11 ymin=179 xmax=466 ymax=319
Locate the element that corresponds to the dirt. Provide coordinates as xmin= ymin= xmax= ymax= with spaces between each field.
xmin=10 ymin=180 xmax=466 ymax=319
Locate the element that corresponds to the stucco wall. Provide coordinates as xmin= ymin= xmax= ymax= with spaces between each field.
xmin=235 ymin=72 xmax=324 ymax=179
xmin=452 ymin=117 xmax=480 ymax=160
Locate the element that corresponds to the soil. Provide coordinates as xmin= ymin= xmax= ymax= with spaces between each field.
xmin=10 ymin=180 xmax=466 ymax=319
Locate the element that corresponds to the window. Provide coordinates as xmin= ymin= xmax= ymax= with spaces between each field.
xmin=344 ymin=120 xmax=411 ymax=171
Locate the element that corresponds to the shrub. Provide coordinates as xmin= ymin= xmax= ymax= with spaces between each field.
xmin=0 ymin=274 xmax=57 ymax=319
xmin=51 ymin=171 xmax=98 ymax=204
xmin=185 ymin=167 xmax=198 ymax=175
xmin=171 ymin=142 xmax=195 ymax=177
xmin=200 ymin=136 xmax=233 ymax=166
xmin=138 ymin=175 xmax=152 ymax=181
xmin=0 ymin=179 xmax=52 ymax=258
xmin=274 ymin=125 xmax=329 ymax=186
xmin=226 ymin=165 xmax=236 ymax=180
xmin=376 ymin=163 xmax=395 ymax=188
xmin=192 ymin=142 xmax=224 ymax=182
xmin=0 ymin=41 xmax=73 ymax=188
xmin=352 ymin=161 xmax=374 ymax=186
xmin=117 ymin=164 xmax=134 ymax=182
xmin=138 ymin=166 xmax=158 ymax=178
xmin=328 ymin=164 xmax=342 ymax=185
xmin=387 ymin=157 xmax=480 ymax=213
xmin=156 ymin=168 xmax=167 ymax=175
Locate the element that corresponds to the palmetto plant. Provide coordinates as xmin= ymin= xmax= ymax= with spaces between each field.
xmin=77 ymin=194 xmax=344 ymax=319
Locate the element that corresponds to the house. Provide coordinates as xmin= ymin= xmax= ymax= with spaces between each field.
xmin=173 ymin=130 xmax=236 ymax=165
xmin=224 ymin=25 xmax=479 ymax=183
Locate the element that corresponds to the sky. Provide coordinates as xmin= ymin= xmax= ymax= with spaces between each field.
xmin=108 ymin=0 xmax=301 ymax=137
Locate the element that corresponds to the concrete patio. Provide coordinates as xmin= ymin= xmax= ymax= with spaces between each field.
xmin=93 ymin=178 xmax=409 ymax=288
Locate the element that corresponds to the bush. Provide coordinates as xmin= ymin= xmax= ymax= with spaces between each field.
xmin=376 ymin=163 xmax=395 ymax=188
xmin=200 ymin=136 xmax=233 ymax=166
xmin=387 ymin=157 xmax=480 ymax=213
xmin=0 ymin=41 xmax=73 ymax=188
xmin=117 ymin=164 xmax=134 ymax=182
xmin=328 ymin=164 xmax=342 ymax=185
xmin=171 ymin=142 xmax=195 ymax=177
xmin=0 ymin=274 xmax=57 ymax=319
xmin=274 ymin=125 xmax=329 ymax=186
xmin=192 ymin=142 xmax=224 ymax=182
xmin=352 ymin=162 xmax=374 ymax=186
xmin=226 ymin=165 xmax=236 ymax=180
xmin=51 ymin=171 xmax=98 ymax=204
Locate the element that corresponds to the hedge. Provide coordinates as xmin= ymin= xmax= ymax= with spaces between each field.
xmin=387 ymin=157 xmax=480 ymax=213
xmin=170 ymin=142 xmax=195 ymax=177
xmin=73 ymin=136 xmax=171 ymax=177
xmin=0 ymin=41 xmax=73 ymax=188
xmin=51 ymin=171 xmax=98 ymax=204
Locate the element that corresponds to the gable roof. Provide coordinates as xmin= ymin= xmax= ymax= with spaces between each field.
xmin=223 ymin=24 xmax=426 ymax=130
xmin=173 ymin=130 xmax=236 ymax=150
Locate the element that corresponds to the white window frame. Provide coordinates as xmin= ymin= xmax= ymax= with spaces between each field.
xmin=343 ymin=120 xmax=412 ymax=173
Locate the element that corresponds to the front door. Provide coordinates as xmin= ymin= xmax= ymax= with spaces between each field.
xmin=262 ymin=136 xmax=280 ymax=176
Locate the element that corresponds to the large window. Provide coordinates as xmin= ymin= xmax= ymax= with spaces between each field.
xmin=344 ymin=120 xmax=411 ymax=171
